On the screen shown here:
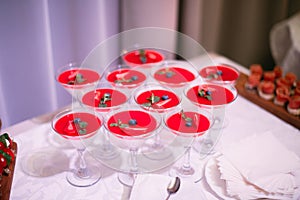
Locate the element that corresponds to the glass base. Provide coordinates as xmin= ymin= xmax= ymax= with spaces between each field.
xmin=67 ymin=165 xmax=102 ymax=187
xmin=211 ymin=116 xmax=229 ymax=130
xmin=193 ymin=138 xmax=216 ymax=158
xmin=91 ymin=145 xmax=120 ymax=160
xmin=169 ymin=165 xmax=203 ymax=182
xmin=142 ymin=144 xmax=172 ymax=160
xmin=117 ymin=172 xmax=136 ymax=187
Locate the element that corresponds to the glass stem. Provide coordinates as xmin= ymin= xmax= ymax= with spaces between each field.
xmin=130 ymin=148 xmax=138 ymax=173
xmin=103 ymin=131 xmax=112 ymax=151
xmin=182 ymin=146 xmax=192 ymax=171
xmin=153 ymin=134 xmax=162 ymax=148
xmin=77 ymin=148 xmax=88 ymax=177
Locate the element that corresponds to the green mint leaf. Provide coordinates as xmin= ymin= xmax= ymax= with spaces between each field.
xmin=185 ymin=117 xmax=192 ymax=122
xmin=78 ymin=129 xmax=87 ymax=135
xmin=142 ymin=102 xmax=152 ymax=107
xmin=153 ymin=96 xmax=160 ymax=103
xmin=79 ymin=121 xmax=88 ymax=129
xmin=110 ymin=123 xmax=119 ymax=127
xmin=206 ymin=96 xmax=212 ymax=101
xmin=119 ymin=124 xmax=129 ymax=128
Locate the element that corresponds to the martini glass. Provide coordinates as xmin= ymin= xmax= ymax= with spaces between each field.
xmin=80 ymin=82 xmax=129 ymax=160
xmin=51 ymin=107 xmax=103 ymax=187
xmin=103 ymin=105 xmax=161 ymax=187
xmin=165 ymin=106 xmax=213 ymax=181
xmin=199 ymin=64 xmax=239 ymax=128
xmin=132 ymin=83 xmax=181 ymax=160
xmin=122 ymin=48 xmax=164 ymax=68
xmin=55 ymin=62 xmax=100 ymax=102
xmin=184 ymin=82 xmax=238 ymax=155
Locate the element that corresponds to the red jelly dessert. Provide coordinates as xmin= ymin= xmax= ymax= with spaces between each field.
xmin=287 ymin=95 xmax=300 ymax=115
xmin=123 ymin=49 xmax=164 ymax=67
xmin=81 ymin=88 xmax=128 ymax=112
xmin=199 ymin=65 xmax=239 ymax=84
xmin=250 ymin=64 xmax=263 ymax=76
xmin=153 ymin=66 xmax=197 ymax=87
xmin=135 ymin=89 xmax=180 ymax=112
xmin=53 ymin=112 xmax=102 ymax=139
xmin=57 ymin=68 xmax=100 ymax=89
xmin=186 ymin=84 xmax=236 ymax=106
xmin=273 ymin=66 xmax=283 ymax=78
xmin=245 ymin=73 xmax=261 ymax=90
xmin=263 ymin=71 xmax=276 ymax=82
xmin=165 ymin=111 xmax=210 ymax=136
xmin=106 ymin=68 xmax=146 ymax=88
xmin=274 ymin=86 xmax=290 ymax=106
xmin=106 ymin=110 xmax=158 ymax=137
xmin=258 ymin=81 xmax=275 ymax=100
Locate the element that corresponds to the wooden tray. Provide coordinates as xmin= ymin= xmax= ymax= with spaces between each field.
xmin=235 ymin=73 xmax=300 ymax=130
xmin=0 ymin=141 xmax=17 ymax=200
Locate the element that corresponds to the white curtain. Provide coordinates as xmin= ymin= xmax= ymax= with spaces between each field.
xmin=0 ymin=0 xmax=119 ymax=128
xmin=0 ymin=0 xmax=180 ymax=129
xmin=3 ymin=0 xmax=292 ymax=129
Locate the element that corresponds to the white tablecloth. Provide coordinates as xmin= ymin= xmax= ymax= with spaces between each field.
xmin=5 ymin=54 xmax=300 ymax=200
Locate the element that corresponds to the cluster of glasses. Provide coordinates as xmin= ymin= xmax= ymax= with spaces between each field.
xmin=51 ymin=49 xmax=239 ymax=187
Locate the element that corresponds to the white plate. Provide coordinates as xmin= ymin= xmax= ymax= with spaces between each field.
xmin=204 ymin=156 xmax=235 ymax=200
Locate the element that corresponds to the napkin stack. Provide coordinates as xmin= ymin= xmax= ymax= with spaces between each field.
xmin=216 ymin=132 xmax=300 ymax=199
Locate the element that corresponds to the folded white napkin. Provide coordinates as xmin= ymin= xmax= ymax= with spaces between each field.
xmin=217 ymin=131 xmax=300 ymax=199
xmin=130 ymin=174 xmax=207 ymax=200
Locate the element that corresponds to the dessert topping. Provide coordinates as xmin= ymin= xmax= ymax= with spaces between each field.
xmin=99 ymin=93 xmax=111 ymax=108
xmin=139 ymin=49 xmax=147 ymax=63
xmin=67 ymin=71 xmax=86 ymax=85
xmin=207 ymin=70 xmax=223 ymax=80
xmin=180 ymin=110 xmax=193 ymax=127
xmin=110 ymin=119 xmax=129 ymax=128
xmin=198 ymin=88 xmax=212 ymax=101
xmin=156 ymin=68 xmax=175 ymax=78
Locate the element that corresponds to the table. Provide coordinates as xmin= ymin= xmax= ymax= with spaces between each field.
xmin=4 ymin=53 xmax=300 ymax=200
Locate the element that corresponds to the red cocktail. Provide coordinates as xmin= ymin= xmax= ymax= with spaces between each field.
xmin=81 ymin=88 xmax=128 ymax=112
xmin=199 ymin=64 xmax=239 ymax=85
xmin=185 ymin=83 xmax=237 ymax=155
xmin=134 ymin=84 xmax=181 ymax=113
xmin=123 ymin=49 xmax=164 ymax=67
xmin=106 ymin=67 xmax=147 ymax=89
xmin=165 ymin=107 xmax=212 ymax=181
xmin=104 ymin=106 xmax=161 ymax=186
xmin=56 ymin=63 xmax=100 ymax=98
xmin=185 ymin=83 xmax=237 ymax=108
xmin=51 ymin=108 xmax=103 ymax=187
xmin=152 ymin=60 xmax=199 ymax=88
